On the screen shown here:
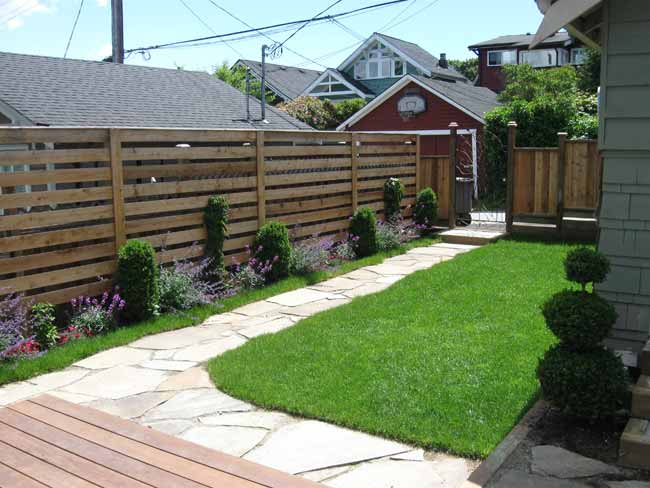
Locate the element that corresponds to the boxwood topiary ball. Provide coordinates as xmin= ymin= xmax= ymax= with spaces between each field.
xmin=542 ymin=290 xmax=617 ymax=348
xmin=253 ymin=221 xmax=291 ymax=282
xmin=564 ymin=247 xmax=610 ymax=289
xmin=537 ymin=344 xmax=628 ymax=420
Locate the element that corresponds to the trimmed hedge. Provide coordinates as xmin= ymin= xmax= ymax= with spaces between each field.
xmin=349 ymin=207 xmax=378 ymax=258
xmin=205 ymin=195 xmax=229 ymax=275
xmin=383 ymin=178 xmax=404 ymax=221
xmin=564 ymin=247 xmax=610 ymax=290
xmin=414 ymin=188 xmax=438 ymax=234
xmin=254 ymin=222 xmax=291 ymax=282
xmin=116 ymin=240 xmax=159 ymax=322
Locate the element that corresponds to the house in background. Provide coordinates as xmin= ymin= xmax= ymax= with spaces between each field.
xmin=234 ymin=32 xmax=469 ymax=104
xmin=468 ymin=31 xmax=587 ymax=92
xmin=0 ymin=51 xmax=310 ymax=130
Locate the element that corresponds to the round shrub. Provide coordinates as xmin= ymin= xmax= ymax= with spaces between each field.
xmin=383 ymin=178 xmax=404 ymax=221
xmin=414 ymin=187 xmax=438 ymax=234
xmin=253 ymin=221 xmax=291 ymax=282
xmin=116 ymin=239 xmax=159 ymax=323
xmin=31 ymin=302 xmax=58 ymax=350
xmin=349 ymin=206 xmax=378 ymax=258
xmin=205 ymin=195 xmax=229 ymax=275
xmin=537 ymin=344 xmax=628 ymax=419
xmin=564 ymin=247 xmax=610 ymax=290
xmin=542 ymin=290 xmax=617 ymax=349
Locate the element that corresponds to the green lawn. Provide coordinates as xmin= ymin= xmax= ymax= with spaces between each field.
xmin=0 ymin=237 xmax=438 ymax=387
xmin=209 ymin=238 xmax=578 ymax=458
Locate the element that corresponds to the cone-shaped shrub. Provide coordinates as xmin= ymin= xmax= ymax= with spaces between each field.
xmin=253 ymin=222 xmax=291 ymax=282
xmin=383 ymin=178 xmax=404 ymax=221
xmin=31 ymin=303 xmax=58 ymax=350
xmin=117 ymin=240 xmax=159 ymax=323
xmin=205 ymin=195 xmax=229 ymax=275
xmin=414 ymin=187 xmax=438 ymax=235
xmin=349 ymin=206 xmax=377 ymax=258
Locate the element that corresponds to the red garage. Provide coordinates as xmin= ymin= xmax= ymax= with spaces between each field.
xmin=337 ymin=74 xmax=499 ymax=198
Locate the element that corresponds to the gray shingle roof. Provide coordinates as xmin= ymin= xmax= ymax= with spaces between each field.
xmin=412 ymin=75 xmax=500 ymax=121
xmin=375 ymin=33 xmax=467 ymax=81
xmin=468 ymin=31 xmax=571 ymax=49
xmin=0 ymin=51 xmax=311 ymax=130
xmin=235 ymin=59 xmax=322 ymax=100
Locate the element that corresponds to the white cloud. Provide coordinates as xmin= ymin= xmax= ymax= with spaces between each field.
xmin=2 ymin=0 xmax=56 ymax=30
xmin=96 ymin=0 xmax=108 ymax=6
xmin=97 ymin=43 xmax=112 ymax=59
xmin=7 ymin=18 xmax=24 ymax=29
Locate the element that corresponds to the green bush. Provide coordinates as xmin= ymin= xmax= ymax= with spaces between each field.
xmin=116 ymin=240 xmax=159 ymax=323
xmin=537 ymin=344 xmax=628 ymax=419
xmin=253 ymin=222 xmax=291 ymax=282
xmin=542 ymin=290 xmax=617 ymax=349
xmin=31 ymin=303 xmax=58 ymax=350
xmin=334 ymin=98 xmax=367 ymax=125
xmin=205 ymin=195 xmax=229 ymax=275
xmin=565 ymin=247 xmax=610 ymax=290
xmin=383 ymin=178 xmax=404 ymax=221
xmin=414 ymin=188 xmax=438 ymax=234
xmin=349 ymin=207 xmax=378 ymax=258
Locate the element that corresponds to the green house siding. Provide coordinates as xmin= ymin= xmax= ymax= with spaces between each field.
xmin=598 ymin=0 xmax=650 ymax=354
xmin=341 ymin=61 xmax=424 ymax=97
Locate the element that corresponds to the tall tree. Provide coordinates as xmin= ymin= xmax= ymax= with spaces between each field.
xmin=214 ymin=62 xmax=278 ymax=104
xmin=449 ymin=58 xmax=478 ymax=82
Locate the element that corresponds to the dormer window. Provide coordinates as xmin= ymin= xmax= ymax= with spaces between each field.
xmin=487 ymin=50 xmax=517 ymax=66
xmin=519 ymin=49 xmax=557 ymax=67
xmin=353 ymin=41 xmax=407 ymax=80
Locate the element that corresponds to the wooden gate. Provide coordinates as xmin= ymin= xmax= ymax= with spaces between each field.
xmin=506 ymin=122 xmax=602 ymax=237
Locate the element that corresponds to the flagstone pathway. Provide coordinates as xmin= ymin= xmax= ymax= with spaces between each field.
xmin=0 ymin=242 xmax=482 ymax=488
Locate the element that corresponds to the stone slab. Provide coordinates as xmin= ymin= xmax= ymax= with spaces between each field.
xmin=266 ymin=289 xmax=336 ymax=307
xmin=0 ymin=382 xmax=45 ymax=406
xmin=344 ymin=269 xmax=383 ymax=281
xmin=139 ymin=360 xmax=197 ymax=371
xmin=47 ymin=390 xmax=98 ymax=404
xmin=180 ymin=425 xmax=267 ymax=457
xmin=200 ymin=411 xmax=292 ymax=430
xmin=407 ymin=247 xmax=462 ymax=257
xmin=28 ymin=368 xmax=89 ymax=390
xmin=311 ymin=277 xmax=364 ymax=291
xmin=173 ymin=336 xmax=247 ymax=362
xmin=391 ymin=449 xmax=425 ymax=461
xmin=156 ymin=367 xmax=213 ymax=391
xmin=62 ymin=366 xmax=168 ymax=400
xmin=74 ymin=347 xmax=151 ymax=369
xmin=492 ymin=470 xmax=588 ymax=488
xmin=142 ymin=419 xmax=194 ymax=436
xmin=363 ymin=264 xmax=412 ymax=276
xmin=531 ymin=445 xmax=621 ymax=478
xmin=88 ymin=391 xmax=174 ymax=419
xmin=130 ymin=328 xmax=223 ymax=350
xmin=300 ymin=466 xmax=351 ymax=483
xmin=281 ymin=298 xmax=351 ymax=317
xmin=327 ymin=460 xmax=446 ymax=488
xmin=239 ymin=317 xmax=295 ymax=339
xmin=142 ymin=389 xmax=252 ymax=420
xmin=234 ymin=300 xmax=284 ymax=317
xmin=343 ymin=282 xmax=390 ymax=298
xmin=244 ymin=420 xmax=409 ymax=474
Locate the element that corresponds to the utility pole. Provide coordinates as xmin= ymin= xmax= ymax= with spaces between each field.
xmin=261 ymin=44 xmax=268 ymax=121
xmin=111 ymin=0 xmax=124 ymax=64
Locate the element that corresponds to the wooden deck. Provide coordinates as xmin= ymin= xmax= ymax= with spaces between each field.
xmin=0 ymin=394 xmax=323 ymax=488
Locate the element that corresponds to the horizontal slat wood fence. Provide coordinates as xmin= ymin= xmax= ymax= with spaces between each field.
xmin=419 ymin=156 xmax=451 ymax=220
xmin=0 ymin=127 xmax=428 ymax=304
xmin=506 ymin=123 xmax=602 ymax=236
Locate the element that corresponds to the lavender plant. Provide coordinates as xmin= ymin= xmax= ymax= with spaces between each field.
xmin=376 ymin=219 xmax=415 ymax=251
xmin=290 ymin=235 xmax=335 ymax=275
xmin=227 ymin=245 xmax=276 ymax=292
xmin=70 ymin=290 xmax=125 ymax=336
xmin=0 ymin=289 xmax=30 ymax=360
xmin=331 ymin=239 xmax=356 ymax=262
xmin=158 ymin=258 xmax=221 ymax=313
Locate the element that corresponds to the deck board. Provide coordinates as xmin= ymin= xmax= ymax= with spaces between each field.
xmin=2 ymin=395 xmax=324 ymax=488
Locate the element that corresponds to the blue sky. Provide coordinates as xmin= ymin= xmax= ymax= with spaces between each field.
xmin=0 ymin=0 xmax=544 ymax=73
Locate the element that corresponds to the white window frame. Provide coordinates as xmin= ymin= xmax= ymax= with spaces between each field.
xmin=487 ymin=49 xmax=517 ymax=67
xmin=519 ymin=49 xmax=557 ymax=68
xmin=304 ymin=69 xmax=369 ymax=98
xmin=353 ymin=42 xmax=407 ymax=80
xmin=310 ymin=74 xmax=354 ymax=95
xmin=570 ymin=48 xmax=588 ymax=65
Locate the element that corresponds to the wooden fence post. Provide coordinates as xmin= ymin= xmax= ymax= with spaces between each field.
xmin=351 ymin=132 xmax=359 ymax=212
xmin=448 ymin=122 xmax=458 ymax=229
xmin=256 ymin=130 xmax=266 ymax=227
xmin=556 ymin=132 xmax=567 ymax=235
xmin=506 ymin=121 xmax=517 ymax=234
xmin=415 ymin=135 xmax=422 ymax=193
xmin=109 ymin=128 xmax=125 ymax=253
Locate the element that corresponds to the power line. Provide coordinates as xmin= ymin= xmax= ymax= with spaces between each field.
xmin=63 ymin=0 xmax=84 ymax=58
xmin=177 ymin=0 xmax=243 ymax=58
xmin=331 ymin=18 xmax=365 ymax=41
xmin=0 ymin=0 xmax=39 ymax=24
xmin=378 ymin=0 xmax=416 ymax=31
xmin=385 ymin=0 xmax=441 ymax=32
xmin=125 ymin=0 xmax=407 ymax=55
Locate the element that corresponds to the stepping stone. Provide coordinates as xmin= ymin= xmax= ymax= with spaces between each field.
xmin=202 ymin=312 xmax=247 ymax=326
xmin=200 ymin=411 xmax=292 ymax=430
xmin=364 ymin=264 xmax=412 ymax=276
xmin=300 ymin=466 xmax=351 ymax=482
xmin=281 ymin=298 xmax=351 ymax=317
xmin=142 ymin=419 xmax=194 ymax=436
xmin=391 ymin=449 xmax=425 ymax=461
xmin=74 ymin=347 xmax=151 ymax=369
xmin=130 ymin=328 xmax=222 ymax=350
xmin=311 ymin=277 xmax=363 ymax=291
xmin=28 ymin=368 xmax=89 ymax=390
xmin=266 ymin=289 xmax=336 ymax=307
xmin=0 ymin=382 xmax=46 ymax=406
xmin=344 ymin=269 xmax=382 ymax=281
xmin=156 ymin=367 xmax=213 ymax=391
xmin=48 ymin=390 xmax=98 ymax=404
xmin=326 ymin=459 xmax=446 ymax=488
xmin=244 ymin=420 xmax=409 ymax=474
xmin=180 ymin=425 xmax=267 ymax=457
xmin=343 ymin=282 xmax=390 ymax=298
xmin=493 ymin=469 xmax=588 ymax=488
xmin=239 ymin=317 xmax=295 ymax=339
xmin=88 ymin=391 xmax=174 ymax=419
xmin=142 ymin=389 xmax=252 ymax=420
xmin=376 ymin=275 xmax=404 ymax=285
xmin=531 ymin=445 xmax=621 ymax=478
xmin=139 ymin=360 xmax=197 ymax=371
xmin=173 ymin=336 xmax=246 ymax=362
xmin=234 ymin=300 xmax=284 ymax=317
xmin=407 ymin=247 xmax=461 ymax=257
xmin=61 ymin=365 xmax=168 ymax=400
xmin=153 ymin=350 xmax=177 ymax=360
